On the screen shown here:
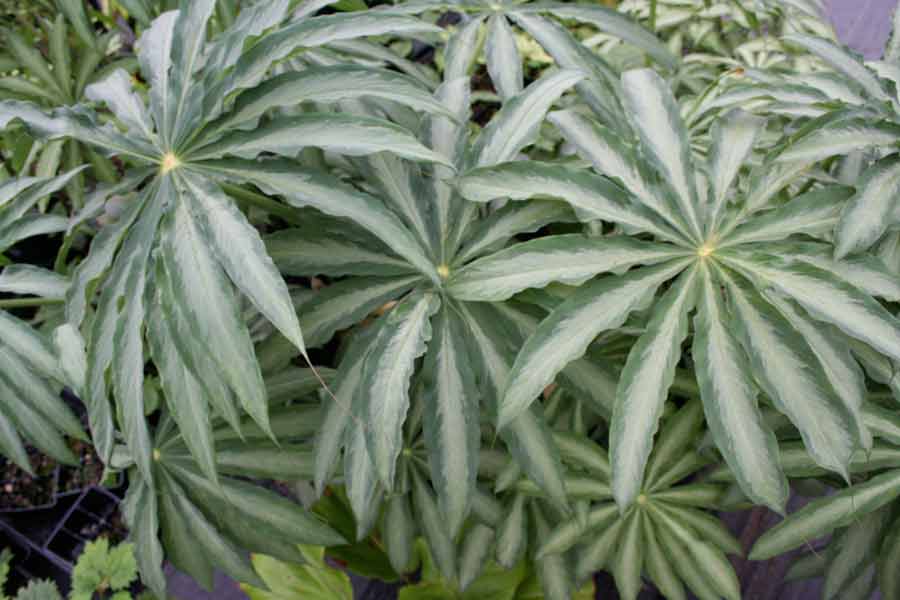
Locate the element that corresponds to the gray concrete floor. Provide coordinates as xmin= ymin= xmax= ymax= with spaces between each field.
xmin=826 ymin=0 xmax=898 ymax=58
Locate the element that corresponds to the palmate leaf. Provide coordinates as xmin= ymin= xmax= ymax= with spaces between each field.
xmin=0 ymin=310 xmax=85 ymax=469
xmin=540 ymin=403 xmax=741 ymax=600
xmin=610 ymin=266 xmax=697 ymax=510
xmin=458 ymin=67 xmax=888 ymax=512
xmin=421 ymin=305 xmax=480 ymax=538
xmin=0 ymin=0 xmax=457 ymax=493
xmin=391 ymin=0 xmax=676 ymax=131
xmin=358 ymin=291 xmax=439 ymax=489
xmin=123 ymin=404 xmax=345 ymax=597
xmin=692 ymin=266 xmax=788 ymax=513
xmin=266 ymin=58 xmax=588 ymax=523
xmin=497 ymin=259 xmax=690 ymax=430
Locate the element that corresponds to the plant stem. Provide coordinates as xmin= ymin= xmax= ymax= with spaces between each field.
xmin=0 ymin=297 xmax=64 ymax=309
xmin=220 ymin=183 xmax=305 ymax=226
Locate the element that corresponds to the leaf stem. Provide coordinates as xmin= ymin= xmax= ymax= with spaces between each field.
xmin=0 ymin=297 xmax=64 ymax=309
xmin=220 ymin=183 xmax=305 ymax=226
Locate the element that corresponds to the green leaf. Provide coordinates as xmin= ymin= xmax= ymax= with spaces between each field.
xmin=531 ymin=503 xmax=575 ymax=600
xmin=879 ymin=516 xmax=900 ymax=600
xmin=66 ymin=182 xmax=148 ymax=327
xmin=3 ymin=28 xmax=64 ymax=99
xmin=547 ymin=109 xmax=684 ymax=235
xmin=722 ymin=186 xmax=853 ymax=247
xmin=499 ymin=259 xmax=688 ymax=429
xmin=835 ymin=155 xmax=900 ymax=258
xmin=775 ymin=117 xmax=900 ymax=165
xmin=344 ymin=414 xmax=382 ymax=540
xmin=0 ymin=309 xmax=63 ymax=382
xmin=86 ymin=182 xmax=161 ymax=472
xmin=651 ymin=518 xmax=720 ymax=600
xmin=191 ymin=113 xmax=452 ymax=167
xmin=449 ymin=234 xmax=686 ymax=302
xmin=644 ymin=400 xmax=704 ymax=487
xmin=611 ymin=510 xmax=643 ymax=600
xmin=208 ymin=65 xmax=453 ymax=140
xmin=158 ymin=470 xmax=265 ymax=589
xmin=146 ymin=299 xmax=217 ymax=484
xmin=314 ymin=326 xmax=381 ymax=495
xmin=458 ymin=161 xmax=684 ymax=244
xmin=181 ymin=171 xmax=306 ymax=356
xmin=575 ymin=515 xmax=623 ymax=581
xmin=641 ymin=516 xmax=686 ymax=600
xmin=647 ymin=503 xmax=740 ymax=600
xmin=168 ymin=460 xmax=344 ymax=548
xmin=692 ymin=265 xmax=788 ymax=513
xmin=122 ymin=480 xmax=166 ymax=597
xmin=411 ymin=467 xmax=457 ymax=584
xmin=537 ymin=503 xmax=618 ymax=558
xmin=161 ymin=185 xmax=271 ymax=436
xmin=706 ymin=109 xmax=765 ymax=232
xmin=764 ymin=293 xmax=871 ymax=451
xmin=55 ymin=0 xmax=97 ymax=50
xmin=198 ymin=158 xmax=438 ymax=282
xmin=750 ymin=469 xmax=900 ymax=559
xmin=359 ymin=292 xmax=439 ymax=488
xmin=85 ymin=69 xmax=156 ymax=141
xmin=267 ymin=229 xmax=415 ymax=278
xmin=783 ymin=34 xmax=890 ymax=103
xmin=513 ymin=15 xmax=624 ymax=132
xmin=136 ymin=10 xmax=176 ymax=141
xmin=220 ymin=12 xmax=441 ymax=102
xmin=532 ymin=3 xmax=677 ymax=70
xmin=0 ymin=408 xmax=32 ymax=471
xmin=553 ymin=431 xmax=611 ymax=480
xmin=351 ymin=153 xmax=435 ymax=256
xmin=71 ymin=539 xmax=138 ymax=599
xmin=472 ymin=69 xmax=584 ymax=168
xmin=0 ymin=167 xmax=89 ymax=232
xmin=502 ymin=408 xmax=570 ymax=513
xmin=454 ymin=200 xmax=575 ymax=265
xmin=732 ymin=256 xmax=900 ymax=363
xmin=659 ymin=504 xmax=741 ymax=556
xmin=168 ymin=0 xmax=216 ymax=147
xmin=300 ymin=276 xmax=422 ymax=349
xmin=864 ymin=403 xmax=900 ymax=445
xmin=13 ymin=580 xmax=62 ymax=600
xmin=485 ymin=15 xmax=522 ymax=101
xmin=48 ymin=15 xmax=71 ymax=101
xmin=0 ymin=264 xmax=67 ymax=299
xmin=457 ymin=524 xmax=495 ymax=591
xmin=823 ymin=508 xmax=892 ymax=599
xmin=611 ymin=266 xmax=697 ymax=510
xmin=620 ymin=68 xmax=702 ymax=242
xmin=721 ymin=269 xmax=859 ymax=480
xmin=242 ymin=546 xmax=353 ymax=600
xmin=53 ymin=323 xmax=86 ymax=397
xmin=0 ymin=100 xmax=159 ymax=162
xmin=421 ymin=306 xmax=479 ymax=538
xmin=495 ymin=493 xmax=528 ymax=569
xmin=0 ymin=215 xmax=68 ymax=252
xmin=383 ymin=492 xmax=417 ymax=575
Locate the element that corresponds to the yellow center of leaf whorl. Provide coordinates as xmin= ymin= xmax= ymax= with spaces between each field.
xmin=160 ymin=152 xmax=181 ymax=174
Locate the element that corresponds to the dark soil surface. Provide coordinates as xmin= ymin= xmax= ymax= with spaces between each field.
xmin=0 ymin=449 xmax=57 ymax=510
xmin=57 ymin=438 xmax=104 ymax=494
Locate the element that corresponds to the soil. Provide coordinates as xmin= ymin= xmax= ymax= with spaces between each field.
xmin=75 ymin=509 xmax=129 ymax=547
xmin=0 ymin=449 xmax=57 ymax=510
xmin=57 ymin=438 xmax=104 ymax=494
